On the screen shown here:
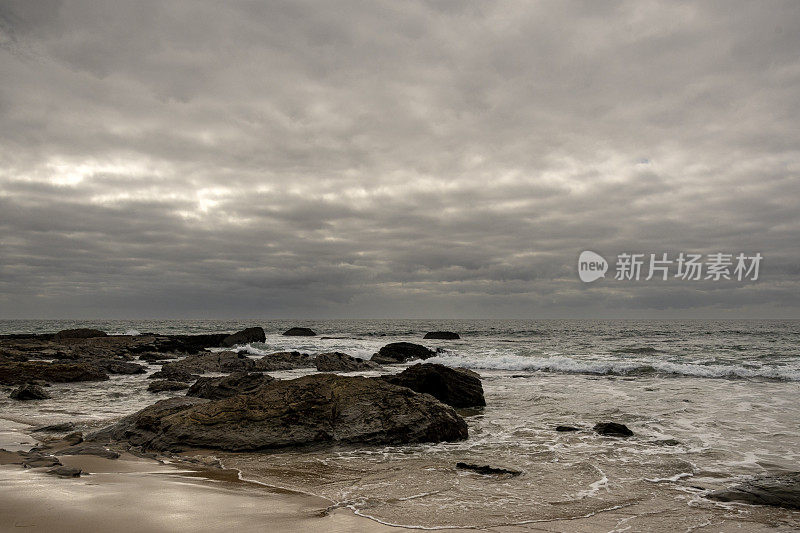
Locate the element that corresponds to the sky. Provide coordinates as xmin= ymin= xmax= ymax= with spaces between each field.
xmin=0 ymin=0 xmax=798 ymax=319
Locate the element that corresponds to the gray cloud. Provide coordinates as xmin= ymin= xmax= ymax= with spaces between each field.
xmin=0 ymin=0 xmax=798 ymax=318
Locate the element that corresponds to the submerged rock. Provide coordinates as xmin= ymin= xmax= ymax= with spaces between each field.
xmin=186 ymin=372 xmax=273 ymax=400
xmin=377 ymin=363 xmax=485 ymax=408
xmin=594 ymin=422 xmax=634 ymax=437
xmin=252 ymin=351 xmax=316 ymax=371
xmin=707 ymin=472 xmax=800 ymax=509
xmin=148 ymin=380 xmax=191 ymax=393
xmin=456 ymin=462 xmax=522 ymax=476
xmin=92 ymin=374 xmax=468 ymax=452
xmin=424 ymin=331 xmax=460 ymax=340
xmin=220 ymin=327 xmax=266 ymax=348
xmin=282 ymin=327 xmax=317 ymax=336
xmin=9 ymin=383 xmax=51 ymax=400
xmin=371 ymin=342 xmax=436 ymax=364
xmin=315 ymin=352 xmax=382 ymax=372
xmin=0 ymin=361 xmax=109 ymax=385
xmin=53 ymin=328 xmax=107 ymax=341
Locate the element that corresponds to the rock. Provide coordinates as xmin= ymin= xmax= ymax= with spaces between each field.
xmin=9 ymin=383 xmax=51 ymax=400
xmin=94 ymin=360 xmax=147 ymax=375
xmin=377 ymin=363 xmax=485 ymax=408
xmin=0 ymin=361 xmax=109 ymax=385
xmin=92 ymin=374 xmax=468 ymax=452
xmin=63 ymin=432 xmax=84 ymax=446
xmin=221 ymin=327 xmax=266 ymax=347
xmin=424 ymin=331 xmax=460 ymax=340
xmin=707 ymin=472 xmax=800 ymax=510
xmin=159 ymin=351 xmax=254 ymax=374
xmin=556 ymin=425 xmax=580 ymax=432
xmin=652 ymin=438 xmax=681 ymax=446
xmin=371 ymin=342 xmax=436 ymax=364
xmin=594 ymin=422 xmax=634 ymax=437
xmin=32 ymin=422 xmax=75 ymax=433
xmin=22 ymin=453 xmax=62 ymax=468
xmin=315 ymin=352 xmax=382 ymax=372
xmin=148 ymin=380 xmax=191 ymax=393
xmin=252 ymin=351 xmax=316 ymax=371
xmin=138 ymin=352 xmax=178 ymax=362
xmin=282 ymin=327 xmax=316 ymax=336
xmin=53 ymin=328 xmax=107 ymax=341
xmin=456 ymin=462 xmax=522 ymax=476
xmin=148 ymin=367 xmax=199 ymax=382
xmin=46 ymin=466 xmax=83 ymax=477
xmin=186 ymin=372 xmax=273 ymax=400
xmin=56 ymin=445 xmax=120 ymax=459
xmin=147 ymin=334 xmax=229 ymax=354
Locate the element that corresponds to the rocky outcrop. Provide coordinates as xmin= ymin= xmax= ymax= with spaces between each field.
xmin=282 ymin=327 xmax=316 ymax=336
xmin=424 ymin=331 xmax=460 ymax=340
xmin=594 ymin=422 xmax=633 ymax=437
xmin=371 ymin=342 xmax=436 ymax=364
xmin=252 ymin=351 xmax=316 ymax=371
xmin=159 ymin=351 xmax=254 ymax=374
xmin=94 ymin=360 xmax=147 ymax=375
xmin=707 ymin=472 xmax=800 ymax=509
xmin=53 ymin=328 xmax=107 ymax=341
xmin=315 ymin=352 xmax=382 ymax=372
xmin=186 ymin=372 xmax=274 ymax=400
xmin=92 ymin=374 xmax=468 ymax=452
xmin=148 ymin=367 xmax=199 ymax=382
xmin=148 ymin=380 xmax=191 ymax=393
xmin=9 ymin=383 xmax=51 ymax=400
xmin=220 ymin=327 xmax=266 ymax=348
xmin=0 ymin=361 xmax=109 ymax=385
xmin=377 ymin=363 xmax=485 ymax=408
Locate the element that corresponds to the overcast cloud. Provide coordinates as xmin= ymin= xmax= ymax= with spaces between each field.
xmin=0 ymin=0 xmax=798 ymax=319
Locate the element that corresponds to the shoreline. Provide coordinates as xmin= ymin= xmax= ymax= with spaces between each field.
xmin=0 ymin=420 xmax=406 ymax=533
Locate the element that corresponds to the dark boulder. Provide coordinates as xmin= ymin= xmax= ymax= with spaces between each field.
xmin=94 ymin=360 xmax=147 ymax=375
xmin=594 ymin=422 xmax=634 ymax=437
xmin=252 ymin=351 xmax=316 ymax=371
xmin=315 ymin=352 xmax=382 ymax=372
xmin=47 ymin=466 xmax=83 ymax=477
xmin=221 ymin=327 xmax=266 ymax=348
xmin=707 ymin=472 xmax=800 ymax=510
xmin=91 ymin=374 xmax=468 ymax=452
xmin=377 ymin=363 xmax=485 ymax=408
xmin=555 ymin=425 xmax=581 ymax=432
xmin=282 ymin=327 xmax=317 ymax=336
xmin=53 ymin=328 xmax=107 ymax=341
xmin=148 ymin=367 xmax=199 ymax=382
xmin=9 ymin=383 xmax=51 ymax=400
xmin=371 ymin=342 xmax=436 ymax=364
xmin=456 ymin=462 xmax=522 ymax=476
xmin=148 ymin=380 xmax=191 ymax=393
xmin=0 ymin=361 xmax=109 ymax=385
xmin=32 ymin=422 xmax=75 ymax=433
xmin=186 ymin=372 xmax=273 ymax=400
xmin=424 ymin=331 xmax=460 ymax=340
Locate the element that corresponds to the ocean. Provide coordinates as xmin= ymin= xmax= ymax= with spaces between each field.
xmin=2 ymin=319 xmax=799 ymax=529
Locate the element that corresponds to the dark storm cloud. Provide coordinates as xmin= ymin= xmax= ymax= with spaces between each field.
xmin=0 ymin=0 xmax=798 ymax=318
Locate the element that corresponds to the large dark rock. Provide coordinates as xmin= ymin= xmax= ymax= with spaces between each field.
xmin=47 ymin=466 xmax=83 ymax=477
xmin=186 ymin=372 xmax=274 ymax=400
xmin=456 ymin=462 xmax=521 ymax=476
xmin=424 ymin=331 xmax=460 ymax=340
xmin=315 ymin=352 xmax=382 ymax=372
xmin=221 ymin=327 xmax=266 ymax=348
xmin=148 ymin=334 xmax=229 ymax=354
xmin=371 ymin=342 xmax=436 ymax=364
xmin=148 ymin=367 xmax=199 ymax=382
xmin=252 ymin=351 xmax=316 ymax=371
xmin=282 ymin=327 xmax=316 ymax=336
xmin=160 ymin=351 xmax=254 ymax=374
xmin=0 ymin=361 xmax=109 ymax=385
xmin=378 ymin=363 xmax=485 ymax=408
xmin=91 ymin=374 xmax=468 ymax=452
xmin=9 ymin=383 xmax=51 ymax=400
xmin=148 ymin=380 xmax=191 ymax=393
xmin=708 ymin=472 xmax=800 ymax=509
xmin=53 ymin=328 xmax=107 ymax=341
xmin=594 ymin=422 xmax=634 ymax=437
xmin=94 ymin=360 xmax=147 ymax=375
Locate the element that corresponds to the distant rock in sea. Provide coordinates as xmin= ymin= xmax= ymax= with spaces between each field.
xmin=220 ymin=327 xmax=266 ymax=347
xmin=423 ymin=331 xmax=460 ymax=340
xmin=371 ymin=342 xmax=436 ymax=364
xmin=282 ymin=327 xmax=317 ymax=336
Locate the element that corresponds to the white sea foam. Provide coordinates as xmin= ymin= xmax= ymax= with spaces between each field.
xmin=123 ymin=329 xmax=141 ymax=336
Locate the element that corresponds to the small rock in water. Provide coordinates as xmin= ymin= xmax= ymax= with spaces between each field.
xmin=555 ymin=425 xmax=580 ymax=432
xmin=652 ymin=438 xmax=681 ymax=446
xmin=46 ymin=466 xmax=83 ymax=478
xmin=594 ymin=422 xmax=634 ymax=437
xmin=220 ymin=327 xmax=266 ymax=347
xmin=707 ymin=472 xmax=800 ymax=510
xmin=282 ymin=327 xmax=317 ymax=336
xmin=9 ymin=383 xmax=51 ymax=400
xmin=423 ymin=331 xmax=460 ymax=340
xmin=371 ymin=342 xmax=436 ymax=364
xmin=456 ymin=462 xmax=522 ymax=477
